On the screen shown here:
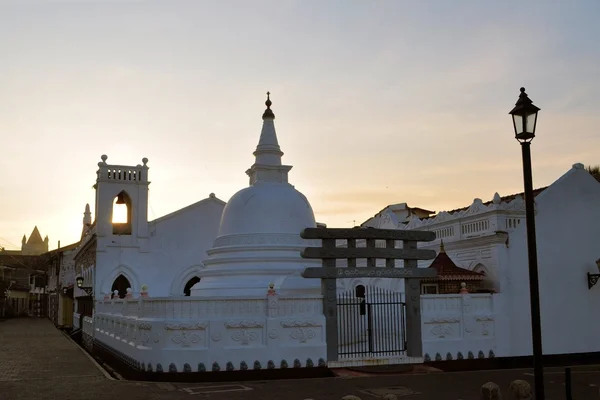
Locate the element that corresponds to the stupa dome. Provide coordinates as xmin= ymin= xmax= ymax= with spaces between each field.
xmin=192 ymin=93 xmax=321 ymax=297
xmin=218 ymin=182 xmax=315 ymax=237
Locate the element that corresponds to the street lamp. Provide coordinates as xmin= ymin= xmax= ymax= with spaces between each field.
xmin=587 ymin=259 xmax=600 ymax=289
xmin=509 ymin=87 xmax=545 ymax=400
xmin=76 ymin=276 xmax=93 ymax=296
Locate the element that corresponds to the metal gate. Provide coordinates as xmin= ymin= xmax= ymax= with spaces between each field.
xmin=337 ymin=286 xmax=406 ymax=358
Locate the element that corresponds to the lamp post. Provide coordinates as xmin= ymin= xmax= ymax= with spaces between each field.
xmin=509 ymin=87 xmax=544 ymax=399
xmin=76 ymin=275 xmax=93 ymax=297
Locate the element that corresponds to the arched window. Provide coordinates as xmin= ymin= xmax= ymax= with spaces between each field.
xmin=112 ymin=191 xmax=132 ymax=235
xmin=111 ymin=274 xmax=131 ymax=299
xmin=355 ymin=284 xmax=366 ymax=298
xmin=183 ymin=276 xmax=201 ymax=296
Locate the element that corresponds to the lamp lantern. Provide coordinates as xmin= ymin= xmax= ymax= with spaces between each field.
xmin=509 ymin=87 xmax=540 ymax=142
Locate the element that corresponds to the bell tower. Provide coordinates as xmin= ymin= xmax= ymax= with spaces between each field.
xmin=93 ymin=155 xmax=150 ymax=248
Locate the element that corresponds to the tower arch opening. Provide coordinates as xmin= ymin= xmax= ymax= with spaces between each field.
xmin=112 ymin=191 xmax=132 ymax=235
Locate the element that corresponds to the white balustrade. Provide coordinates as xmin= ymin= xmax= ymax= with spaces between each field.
xmin=92 ymin=293 xmax=327 ymax=372
xmin=420 ymin=293 xmax=497 ymax=359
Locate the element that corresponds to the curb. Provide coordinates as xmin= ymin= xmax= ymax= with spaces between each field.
xmin=60 ymin=330 xmax=118 ymax=381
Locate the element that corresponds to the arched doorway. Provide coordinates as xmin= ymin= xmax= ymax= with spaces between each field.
xmin=355 ymin=284 xmax=365 ymax=298
xmin=183 ymin=276 xmax=200 ymax=296
xmin=111 ymin=274 xmax=131 ymax=299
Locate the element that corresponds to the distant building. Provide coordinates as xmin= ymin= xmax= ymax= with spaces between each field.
xmin=0 ymin=227 xmax=50 ymax=318
xmin=20 ymin=226 xmax=49 ymax=256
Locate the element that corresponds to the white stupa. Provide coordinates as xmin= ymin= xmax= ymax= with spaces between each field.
xmin=192 ymin=93 xmax=321 ymax=297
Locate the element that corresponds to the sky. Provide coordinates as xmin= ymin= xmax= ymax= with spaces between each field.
xmin=0 ymin=0 xmax=599 ymax=251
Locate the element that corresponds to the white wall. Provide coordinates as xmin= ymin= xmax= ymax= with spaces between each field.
xmin=505 ymin=166 xmax=600 ymax=356
xmin=94 ymin=293 xmax=326 ymax=371
xmin=421 ymin=294 xmax=498 ymax=359
xmin=95 ymin=198 xmax=224 ymax=298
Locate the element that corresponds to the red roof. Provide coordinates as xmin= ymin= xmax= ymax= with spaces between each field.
xmin=424 ymin=248 xmax=485 ymax=282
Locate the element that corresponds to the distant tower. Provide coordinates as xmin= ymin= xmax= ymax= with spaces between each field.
xmin=81 ymin=203 xmax=93 ymax=240
xmin=21 ymin=226 xmax=49 ymax=255
xmin=93 ymin=155 xmax=150 ymax=246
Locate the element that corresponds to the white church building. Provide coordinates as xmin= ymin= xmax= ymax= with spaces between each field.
xmin=72 ymin=94 xmax=600 ymax=371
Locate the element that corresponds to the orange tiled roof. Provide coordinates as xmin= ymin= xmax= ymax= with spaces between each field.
xmin=424 ymin=244 xmax=485 ymax=282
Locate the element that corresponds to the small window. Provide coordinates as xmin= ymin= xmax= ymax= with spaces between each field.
xmin=355 ymin=284 xmax=366 ymax=298
xmin=421 ymin=283 xmax=439 ymax=295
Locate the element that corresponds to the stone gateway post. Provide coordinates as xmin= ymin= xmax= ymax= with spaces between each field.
xmin=300 ymin=227 xmax=437 ymax=361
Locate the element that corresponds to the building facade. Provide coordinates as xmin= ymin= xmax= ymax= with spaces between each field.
xmin=65 ymin=93 xmax=600 ymax=369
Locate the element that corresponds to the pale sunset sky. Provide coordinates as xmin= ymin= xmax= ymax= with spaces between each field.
xmin=0 ymin=0 xmax=598 ymax=251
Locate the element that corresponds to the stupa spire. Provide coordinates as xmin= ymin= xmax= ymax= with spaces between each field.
xmin=262 ymin=91 xmax=275 ymax=120
xmin=246 ymin=92 xmax=292 ymax=185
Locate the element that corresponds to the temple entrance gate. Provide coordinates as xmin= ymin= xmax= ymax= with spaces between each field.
xmin=337 ymin=286 xmax=407 ymax=358
xmin=300 ymin=227 xmax=437 ymax=363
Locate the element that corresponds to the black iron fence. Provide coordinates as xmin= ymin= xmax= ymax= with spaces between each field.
xmin=337 ymin=286 xmax=406 ymax=358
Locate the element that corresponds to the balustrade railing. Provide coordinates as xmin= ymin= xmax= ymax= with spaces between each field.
xmin=94 ymin=296 xmax=323 ymax=320
xmin=98 ymin=163 xmax=147 ymax=183
xmin=421 ymin=293 xmax=493 ymax=315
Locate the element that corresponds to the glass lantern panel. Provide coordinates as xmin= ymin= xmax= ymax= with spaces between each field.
xmin=513 ymin=114 xmax=524 ymax=134
xmin=525 ymin=111 xmax=537 ymax=133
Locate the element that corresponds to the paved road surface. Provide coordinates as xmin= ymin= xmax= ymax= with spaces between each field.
xmin=1 ymin=318 xmax=599 ymax=399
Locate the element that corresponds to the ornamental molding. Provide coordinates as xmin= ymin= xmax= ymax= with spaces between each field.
xmin=280 ymin=319 xmax=320 ymax=328
xmin=213 ymin=234 xmax=320 ymax=248
xmin=225 ymin=320 xmax=264 ymax=329
xmin=290 ymin=328 xmax=315 ymax=343
xmin=424 ymin=317 xmax=461 ymax=324
xmin=474 ymin=315 xmax=494 ymax=322
xmin=231 ymin=330 xmax=258 ymax=345
xmin=171 ymin=332 xmax=201 ymax=347
xmin=140 ymin=332 xmax=160 ymax=346
xmin=432 ymin=211 xmax=452 ymax=223
xmin=165 ymin=322 xmax=208 ymax=330
xmin=463 ymin=198 xmax=487 ymax=216
xmin=430 ymin=324 xmax=454 ymax=338
xmin=389 ymin=193 xmax=530 ymax=231
xmin=429 ymin=233 xmax=508 ymax=252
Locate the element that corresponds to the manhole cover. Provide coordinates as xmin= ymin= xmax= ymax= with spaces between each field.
xmin=360 ymin=386 xmax=420 ymax=398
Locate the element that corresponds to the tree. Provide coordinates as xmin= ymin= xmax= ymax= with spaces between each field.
xmin=587 ymin=165 xmax=600 ymax=182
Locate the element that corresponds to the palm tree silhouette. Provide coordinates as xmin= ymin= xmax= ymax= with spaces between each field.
xmin=586 ymin=165 xmax=600 ymax=182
